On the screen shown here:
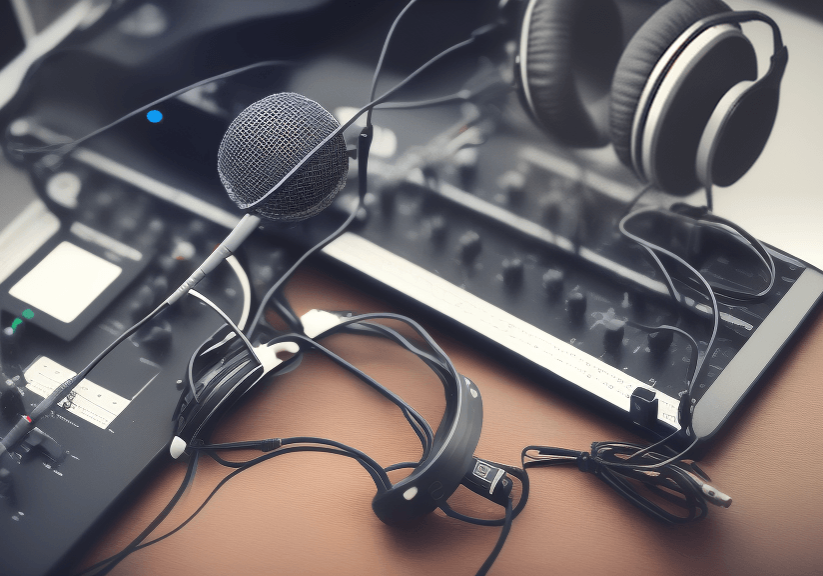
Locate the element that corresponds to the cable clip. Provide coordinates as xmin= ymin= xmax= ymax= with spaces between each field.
xmin=576 ymin=452 xmax=599 ymax=474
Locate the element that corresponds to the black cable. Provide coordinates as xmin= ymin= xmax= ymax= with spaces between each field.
xmin=75 ymin=450 xmax=201 ymax=576
xmin=670 ymin=205 xmax=776 ymax=300
xmin=74 ymin=443 xmax=391 ymax=576
xmin=246 ymin=32 xmax=482 ymax=338
xmin=475 ymin=497 xmax=513 ymax=576
xmin=366 ymin=0 xmax=421 ymax=129
xmin=619 ymin=208 xmax=720 ymax=420
xmin=199 ymin=436 xmax=392 ymax=492
xmin=0 ymin=300 xmax=170 ymax=456
xmin=521 ymin=437 xmax=722 ymax=526
xmin=265 ymin=332 xmax=434 ymax=455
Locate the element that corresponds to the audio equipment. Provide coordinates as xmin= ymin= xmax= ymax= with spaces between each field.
xmin=516 ymin=0 xmax=787 ymax=199
xmin=0 ymin=1 xmax=821 ymax=574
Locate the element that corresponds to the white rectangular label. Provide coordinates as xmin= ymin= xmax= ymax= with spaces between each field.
xmin=24 ymin=356 xmax=129 ymax=429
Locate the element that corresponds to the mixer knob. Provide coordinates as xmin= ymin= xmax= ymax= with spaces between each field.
xmin=458 ymin=231 xmax=482 ymax=264
xmin=567 ymin=291 xmax=587 ymax=321
xmin=380 ymin=190 xmax=396 ymax=217
xmin=128 ymin=284 xmax=161 ymax=322
xmin=502 ymin=258 xmax=524 ymax=287
xmin=498 ymin=170 xmax=526 ymax=205
xmin=46 ymin=171 xmax=82 ymax=209
xmin=541 ymin=198 xmax=563 ymax=228
xmin=134 ymin=218 xmax=166 ymax=250
xmin=542 ymin=268 xmax=564 ymax=298
xmin=603 ymin=319 xmax=626 ymax=352
xmin=425 ymin=215 xmax=448 ymax=243
xmin=1 ymin=325 xmax=24 ymax=380
xmin=454 ymin=147 xmax=479 ymax=190
xmin=648 ymin=330 xmax=674 ymax=355
xmin=132 ymin=320 xmax=173 ymax=359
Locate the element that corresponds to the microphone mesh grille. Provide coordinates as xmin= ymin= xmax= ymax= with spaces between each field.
xmin=217 ymin=92 xmax=348 ymax=222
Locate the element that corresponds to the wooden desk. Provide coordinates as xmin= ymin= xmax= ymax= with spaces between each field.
xmin=75 ymin=265 xmax=823 ymax=576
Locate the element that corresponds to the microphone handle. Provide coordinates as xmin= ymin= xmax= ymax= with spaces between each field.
xmin=165 ymin=214 xmax=261 ymax=306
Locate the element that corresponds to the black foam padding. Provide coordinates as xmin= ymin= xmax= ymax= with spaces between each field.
xmin=609 ymin=0 xmax=732 ymax=169
xmin=521 ymin=0 xmax=621 ymax=147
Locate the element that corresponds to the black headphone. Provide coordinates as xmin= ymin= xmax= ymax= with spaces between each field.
xmin=514 ymin=0 xmax=787 ymax=195
xmin=170 ymin=311 xmax=487 ymax=526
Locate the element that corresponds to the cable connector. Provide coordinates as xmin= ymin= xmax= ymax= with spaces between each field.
xmin=461 ymin=456 xmax=513 ymax=507
xmin=699 ymin=481 xmax=733 ymax=508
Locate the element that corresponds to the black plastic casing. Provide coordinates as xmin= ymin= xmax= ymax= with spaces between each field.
xmin=371 ymin=375 xmax=483 ymax=525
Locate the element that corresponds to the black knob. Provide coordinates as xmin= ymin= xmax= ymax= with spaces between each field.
xmin=567 ymin=291 xmax=587 ymax=321
xmin=1 ymin=325 xmax=23 ymax=379
xmin=128 ymin=285 xmax=161 ymax=322
xmin=458 ymin=231 xmax=482 ymax=264
xmin=379 ymin=186 xmax=397 ymax=216
xmin=502 ymin=258 xmax=524 ymax=287
xmin=1 ymin=385 xmax=25 ymax=421
xmin=425 ymin=215 xmax=448 ymax=243
xmin=648 ymin=330 xmax=674 ymax=355
xmin=133 ymin=320 xmax=173 ymax=359
xmin=541 ymin=198 xmax=563 ymax=228
xmin=134 ymin=218 xmax=167 ymax=251
xmin=542 ymin=269 xmax=564 ymax=298
xmin=454 ymin=148 xmax=478 ymax=189
xmin=498 ymin=170 xmax=526 ymax=205
xmin=604 ymin=319 xmax=626 ymax=352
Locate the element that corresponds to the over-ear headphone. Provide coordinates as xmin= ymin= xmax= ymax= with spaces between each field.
xmin=514 ymin=0 xmax=787 ymax=195
xmin=170 ymin=311 xmax=487 ymax=526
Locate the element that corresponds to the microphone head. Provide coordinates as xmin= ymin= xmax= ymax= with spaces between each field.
xmin=217 ymin=92 xmax=348 ymax=222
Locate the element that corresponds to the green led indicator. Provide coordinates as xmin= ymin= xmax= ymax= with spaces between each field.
xmin=22 ymin=309 xmax=34 ymax=319
xmin=10 ymin=318 xmax=22 ymax=331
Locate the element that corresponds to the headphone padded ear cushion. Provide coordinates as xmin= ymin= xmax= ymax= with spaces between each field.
xmin=610 ymin=0 xmax=732 ymax=168
xmin=521 ymin=0 xmax=620 ymax=146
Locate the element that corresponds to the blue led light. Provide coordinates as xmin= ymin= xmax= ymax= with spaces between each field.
xmin=146 ymin=109 xmax=163 ymax=123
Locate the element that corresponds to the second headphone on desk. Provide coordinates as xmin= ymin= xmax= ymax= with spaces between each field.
xmin=513 ymin=0 xmax=788 ymax=195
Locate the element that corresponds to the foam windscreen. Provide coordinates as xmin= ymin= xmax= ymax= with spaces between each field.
xmin=217 ymin=92 xmax=349 ymax=222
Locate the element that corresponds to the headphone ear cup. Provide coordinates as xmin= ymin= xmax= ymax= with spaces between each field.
xmin=517 ymin=0 xmax=621 ymax=147
xmin=610 ymin=0 xmax=733 ymax=176
xmin=696 ymin=76 xmax=782 ymax=188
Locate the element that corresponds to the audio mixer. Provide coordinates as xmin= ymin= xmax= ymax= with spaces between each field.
xmin=2 ymin=2 xmax=823 ymax=574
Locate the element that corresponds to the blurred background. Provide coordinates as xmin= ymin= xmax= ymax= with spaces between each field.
xmin=1 ymin=0 xmax=820 ymax=267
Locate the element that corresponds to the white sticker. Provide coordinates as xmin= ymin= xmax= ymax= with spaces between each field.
xmin=24 ymin=356 xmax=129 ymax=429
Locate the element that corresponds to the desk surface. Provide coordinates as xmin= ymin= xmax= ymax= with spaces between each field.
xmin=1 ymin=1 xmax=820 ymax=573
xmin=68 ymin=264 xmax=823 ymax=576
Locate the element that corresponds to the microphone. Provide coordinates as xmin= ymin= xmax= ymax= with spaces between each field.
xmin=218 ymin=92 xmax=349 ymax=223
xmin=166 ymin=92 xmax=349 ymax=305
